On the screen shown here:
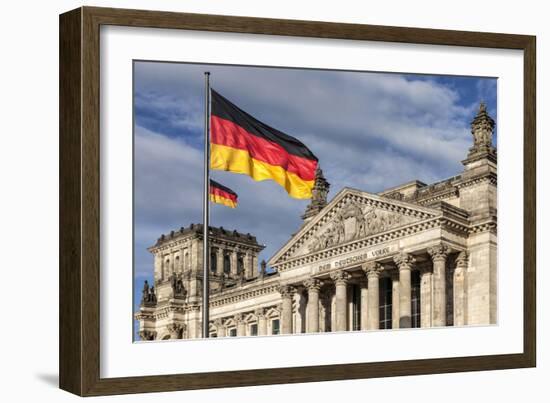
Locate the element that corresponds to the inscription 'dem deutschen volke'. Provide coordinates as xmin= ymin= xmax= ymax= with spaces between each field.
xmin=316 ymin=244 xmax=398 ymax=273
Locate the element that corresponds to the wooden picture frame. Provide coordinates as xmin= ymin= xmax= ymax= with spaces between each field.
xmin=59 ymin=6 xmax=536 ymax=396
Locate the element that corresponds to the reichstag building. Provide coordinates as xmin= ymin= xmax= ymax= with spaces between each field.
xmin=135 ymin=103 xmax=497 ymax=340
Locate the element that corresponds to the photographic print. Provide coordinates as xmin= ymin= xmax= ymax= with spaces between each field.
xmin=133 ymin=61 xmax=497 ymax=341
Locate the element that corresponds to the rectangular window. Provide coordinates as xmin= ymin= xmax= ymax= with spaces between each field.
xmin=411 ymin=270 xmax=421 ymax=328
xmin=250 ymin=323 xmax=258 ymax=336
xmin=271 ymin=319 xmax=280 ymax=335
xmin=229 ymin=328 xmax=237 ymax=337
xmin=352 ymin=284 xmax=361 ymax=331
xmin=379 ymin=277 xmax=392 ymax=329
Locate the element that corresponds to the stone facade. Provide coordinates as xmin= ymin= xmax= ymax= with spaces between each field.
xmin=135 ymin=102 xmax=497 ymax=340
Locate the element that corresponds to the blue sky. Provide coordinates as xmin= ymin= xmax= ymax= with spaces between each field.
xmin=132 ymin=61 xmax=497 ymax=337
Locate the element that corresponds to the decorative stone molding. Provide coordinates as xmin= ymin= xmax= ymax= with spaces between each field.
xmin=254 ymin=307 xmax=267 ymax=318
xmin=138 ymin=330 xmax=157 ymax=341
xmin=362 ymin=261 xmax=383 ymax=278
xmin=213 ymin=318 xmax=224 ymax=328
xmin=393 ymin=252 xmax=416 ymax=270
xmin=303 ymin=278 xmax=322 ymax=292
xmin=427 ymin=243 xmax=451 ymax=261
xmin=233 ymin=313 xmax=245 ymax=324
xmin=210 ymin=284 xmax=279 ymax=307
xmin=302 ymin=166 xmax=330 ymax=221
xmin=467 ymin=102 xmax=496 ymax=158
xmin=455 ymin=251 xmax=469 ymax=267
xmin=330 ymin=270 xmax=351 ymax=285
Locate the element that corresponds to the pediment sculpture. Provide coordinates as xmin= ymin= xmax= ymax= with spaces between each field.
xmin=308 ymin=202 xmax=410 ymax=252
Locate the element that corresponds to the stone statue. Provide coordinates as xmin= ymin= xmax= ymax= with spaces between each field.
xmin=141 ymin=281 xmax=157 ymax=306
xmin=141 ymin=280 xmax=150 ymax=305
xmin=171 ymin=272 xmax=186 ymax=299
xmin=333 ymin=213 xmax=346 ymax=244
xmin=149 ymin=286 xmax=157 ymax=303
xmin=260 ymin=260 xmax=267 ymax=278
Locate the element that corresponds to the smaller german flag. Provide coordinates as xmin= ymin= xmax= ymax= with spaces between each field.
xmin=210 ymin=179 xmax=238 ymax=208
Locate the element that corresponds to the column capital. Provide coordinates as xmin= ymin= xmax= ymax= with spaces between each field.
xmin=427 ymin=243 xmax=451 ymax=261
xmin=393 ymin=252 xmax=416 ymax=270
xmin=304 ymin=278 xmax=323 ymax=292
xmin=455 ymin=251 xmax=469 ymax=268
xmin=166 ymin=323 xmax=184 ymax=338
xmin=277 ymin=284 xmax=296 ymax=299
xmin=362 ymin=261 xmax=383 ymax=278
xmin=213 ymin=318 xmax=224 ymax=327
xmin=138 ymin=330 xmax=157 ymax=341
xmin=330 ymin=270 xmax=350 ymax=285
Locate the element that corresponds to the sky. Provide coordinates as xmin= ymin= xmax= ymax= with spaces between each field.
xmin=132 ymin=61 xmax=497 ymax=336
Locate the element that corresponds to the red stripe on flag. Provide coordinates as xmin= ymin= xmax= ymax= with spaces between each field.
xmin=211 ymin=116 xmax=317 ymax=182
xmin=210 ymin=185 xmax=238 ymax=203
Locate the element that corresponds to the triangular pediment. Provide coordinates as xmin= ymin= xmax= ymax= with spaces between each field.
xmin=268 ymin=187 xmax=440 ymax=267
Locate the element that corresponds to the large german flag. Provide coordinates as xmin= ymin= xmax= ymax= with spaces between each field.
xmin=210 ymin=179 xmax=238 ymax=208
xmin=210 ymin=90 xmax=318 ymax=199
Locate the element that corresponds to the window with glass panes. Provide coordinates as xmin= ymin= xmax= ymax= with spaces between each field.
xmin=229 ymin=328 xmax=237 ymax=337
xmin=379 ymin=277 xmax=393 ymax=329
xmin=250 ymin=323 xmax=258 ymax=336
xmin=271 ymin=319 xmax=280 ymax=335
xmin=411 ymin=270 xmax=421 ymax=328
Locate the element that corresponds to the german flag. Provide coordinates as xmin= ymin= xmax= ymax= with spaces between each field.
xmin=210 ymin=90 xmax=318 ymax=199
xmin=210 ymin=179 xmax=238 ymax=208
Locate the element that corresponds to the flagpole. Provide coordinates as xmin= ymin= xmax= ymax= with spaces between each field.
xmin=202 ymin=72 xmax=211 ymax=338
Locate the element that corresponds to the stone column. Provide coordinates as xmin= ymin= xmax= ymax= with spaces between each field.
xmin=235 ymin=314 xmax=246 ymax=336
xmin=256 ymin=308 xmax=268 ymax=336
xmin=214 ymin=319 xmax=226 ymax=337
xmin=363 ymin=262 xmax=382 ymax=330
xmin=166 ymin=323 xmax=183 ymax=339
xmin=428 ymin=243 xmax=450 ymax=327
xmin=304 ymin=279 xmax=322 ymax=333
xmin=359 ymin=280 xmax=369 ymax=330
xmin=391 ymin=272 xmax=400 ymax=329
xmin=230 ymin=250 xmax=238 ymax=277
xmin=394 ymin=252 xmax=416 ymax=328
xmin=330 ymin=271 xmax=350 ymax=332
xmin=454 ymin=251 xmax=468 ymax=326
xmin=278 ymin=285 xmax=295 ymax=334
xmin=215 ymin=247 xmax=224 ymax=276
xmin=420 ymin=267 xmax=433 ymax=328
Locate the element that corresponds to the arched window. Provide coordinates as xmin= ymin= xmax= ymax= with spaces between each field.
xmin=223 ymin=254 xmax=231 ymax=274
xmin=210 ymin=251 xmax=217 ymax=273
